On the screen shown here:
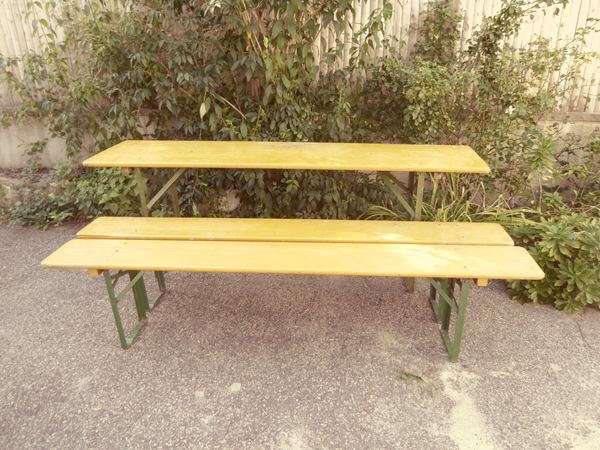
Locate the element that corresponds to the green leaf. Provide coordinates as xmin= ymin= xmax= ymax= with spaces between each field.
xmin=271 ymin=20 xmax=284 ymax=40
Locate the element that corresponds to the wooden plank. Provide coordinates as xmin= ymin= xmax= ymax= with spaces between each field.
xmin=41 ymin=239 xmax=545 ymax=280
xmin=77 ymin=217 xmax=515 ymax=246
xmin=83 ymin=141 xmax=491 ymax=173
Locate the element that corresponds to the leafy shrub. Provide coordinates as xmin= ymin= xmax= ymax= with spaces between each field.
xmin=361 ymin=0 xmax=599 ymax=208
xmin=230 ymin=169 xmax=394 ymax=219
xmin=145 ymin=167 xmax=396 ymax=219
xmin=0 ymin=0 xmax=391 ymax=158
xmin=5 ymin=166 xmax=139 ymax=229
xmin=1 ymin=0 xmax=397 ymax=222
xmin=508 ymin=215 xmax=600 ymax=312
xmin=67 ymin=167 xmax=140 ymax=217
xmin=548 ymin=137 xmax=600 ymax=216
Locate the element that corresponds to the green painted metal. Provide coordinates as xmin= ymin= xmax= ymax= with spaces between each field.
xmin=155 ymin=270 xmax=166 ymax=291
xmin=427 ymin=277 xmax=471 ymax=362
xmin=414 ymin=172 xmax=425 ymax=222
xmin=429 ymin=280 xmax=438 ymax=315
xmin=147 ymin=271 xmax=166 ymax=310
xmin=135 ymin=168 xmax=149 ymax=217
xmin=449 ymin=280 xmax=470 ymax=362
xmin=378 ymin=171 xmax=415 ymax=219
xmin=103 ymin=270 xmax=147 ymax=349
xmin=380 ymin=171 xmax=427 ymax=293
xmin=136 ymin=168 xmax=185 ymax=293
xmin=438 ymin=279 xmax=452 ymax=331
xmin=167 ymin=168 xmax=181 ymax=217
xmin=101 ymin=269 xmax=167 ymax=349
xmin=128 ymin=270 xmax=149 ymax=319
xmin=146 ymin=167 xmax=186 ymax=212
xmin=407 ymin=171 xmax=415 ymax=198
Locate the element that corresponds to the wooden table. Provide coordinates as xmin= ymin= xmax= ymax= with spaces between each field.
xmin=83 ymin=140 xmax=491 ymax=219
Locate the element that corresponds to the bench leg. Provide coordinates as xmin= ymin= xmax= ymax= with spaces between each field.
xmin=428 ymin=278 xmax=470 ymax=362
xmin=129 ymin=270 xmax=150 ymax=315
xmin=103 ymin=270 xmax=148 ymax=349
xmin=101 ymin=270 xmax=167 ymax=349
xmin=149 ymin=271 xmax=166 ymax=310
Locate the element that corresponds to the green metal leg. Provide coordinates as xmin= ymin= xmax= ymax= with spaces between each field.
xmin=167 ymin=168 xmax=181 ymax=217
xmin=128 ymin=270 xmax=149 ymax=317
xmin=102 ymin=269 xmax=168 ymax=349
xmin=135 ymin=168 xmax=185 ymax=297
xmin=414 ymin=172 xmax=425 ymax=222
xmin=145 ymin=167 xmax=186 ymax=214
xmin=135 ymin=168 xmax=149 ymax=217
xmin=147 ymin=271 xmax=166 ymax=310
xmin=427 ymin=278 xmax=470 ymax=362
xmin=447 ymin=280 xmax=470 ymax=362
xmin=103 ymin=270 xmax=148 ymax=349
xmin=437 ymin=279 xmax=449 ymax=326
xmin=429 ymin=279 xmax=438 ymax=308
xmin=406 ymin=172 xmax=426 ymax=292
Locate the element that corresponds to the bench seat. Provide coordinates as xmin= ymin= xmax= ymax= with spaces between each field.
xmin=41 ymin=216 xmax=544 ymax=359
xmin=77 ymin=217 xmax=516 ymax=246
xmin=42 ymin=238 xmax=543 ymax=281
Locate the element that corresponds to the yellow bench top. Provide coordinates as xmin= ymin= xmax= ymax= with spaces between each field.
xmin=41 ymin=239 xmax=544 ymax=281
xmin=78 ymin=217 xmax=515 ymax=246
xmin=83 ymin=141 xmax=490 ymax=173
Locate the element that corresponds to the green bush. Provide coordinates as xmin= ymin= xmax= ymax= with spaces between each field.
xmin=508 ymin=215 xmax=600 ymax=312
xmin=0 ymin=0 xmax=391 ymax=157
xmin=1 ymin=0 xmax=398 ymax=221
xmin=5 ymin=166 xmax=140 ymax=229
xmin=361 ymin=0 xmax=599 ymax=208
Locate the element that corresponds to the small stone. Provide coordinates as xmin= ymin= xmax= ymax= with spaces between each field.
xmin=229 ymin=383 xmax=242 ymax=393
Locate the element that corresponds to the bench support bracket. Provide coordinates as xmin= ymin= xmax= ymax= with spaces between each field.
xmin=102 ymin=270 xmax=166 ymax=349
xmin=428 ymin=278 xmax=470 ymax=362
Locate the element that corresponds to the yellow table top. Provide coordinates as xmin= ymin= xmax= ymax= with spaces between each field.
xmin=83 ymin=140 xmax=490 ymax=173
xmin=42 ymin=239 xmax=544 ymax=280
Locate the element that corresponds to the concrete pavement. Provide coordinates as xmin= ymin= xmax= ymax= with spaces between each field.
xmin=0 ymin=222 xmax=599 ymax=450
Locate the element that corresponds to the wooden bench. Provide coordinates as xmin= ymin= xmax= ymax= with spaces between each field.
xmin=41 ymin=141 xmax=544 ymax=361
xmin=42 ymin=218 xmax=543 ymax=361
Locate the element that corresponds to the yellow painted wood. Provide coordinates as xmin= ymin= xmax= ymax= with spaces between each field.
xmin=42 ymin=239 xmax=545 ymax=280
xmin=476 ymin=279 xmax=489 ymax=287
xmin=78 ymin=217 xmax=515 ymax=246
xmin=83 ymin=140 xmax=490 ymax=173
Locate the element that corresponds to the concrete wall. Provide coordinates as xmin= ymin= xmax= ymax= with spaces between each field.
xmin=0 ymin=121 xmax=70 ymax=168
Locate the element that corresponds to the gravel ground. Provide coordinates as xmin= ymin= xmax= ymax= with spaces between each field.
xmin=1 ymin=222 xmax=599 ymax=450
